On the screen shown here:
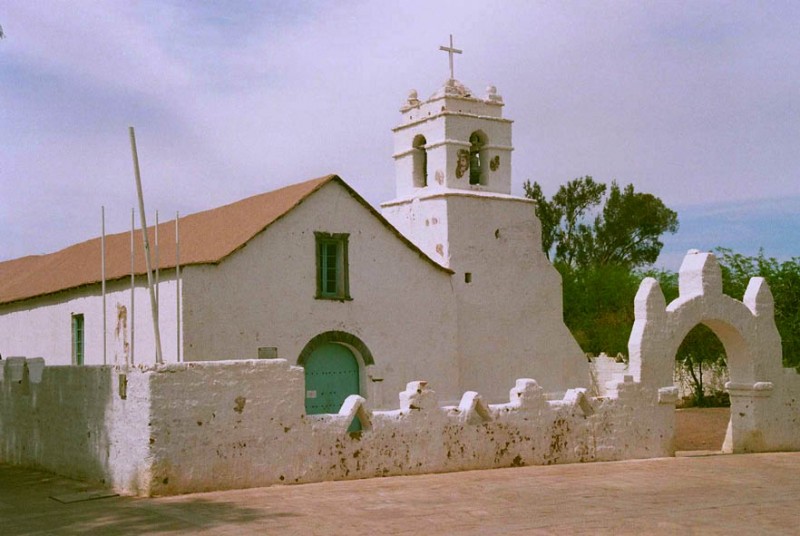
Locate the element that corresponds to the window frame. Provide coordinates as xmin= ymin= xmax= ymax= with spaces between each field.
xmin=71 ymin=313 xmax=85 ymax=365
xmin=315 ymin=232 xmax=351 ymax=301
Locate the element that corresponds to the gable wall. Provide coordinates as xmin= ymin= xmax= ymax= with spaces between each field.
xmin=181 ymin=181 xmax=459 ymax=408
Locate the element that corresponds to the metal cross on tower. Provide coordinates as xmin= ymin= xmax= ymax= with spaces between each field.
xmin=439 ymin=34 xmax=462 ymax=81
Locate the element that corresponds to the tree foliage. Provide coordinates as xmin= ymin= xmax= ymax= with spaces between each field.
xmin=526 ymin=177 xmax=799 ymax=391
xmin=676 ymin=324 xmax=727 ymax=407
xmin=715 ymin=248 xmax=800 ymax=369
xmin=524 ymin=176 xmax=679 ymax=356
xmin=559 ymin=263 xmax=641 ymax=356
xmin=524 ymin=176 xmax=679 ymax=357
xmin=524 ymin=176 xmax=679 ymax=271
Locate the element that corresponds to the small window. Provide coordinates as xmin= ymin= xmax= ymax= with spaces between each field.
xmin=72 ymin=313 xmax=85 ymax=365
xmin=315 ymin=232 xmax=351 ymax=300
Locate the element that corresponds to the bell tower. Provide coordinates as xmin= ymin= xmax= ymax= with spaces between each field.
xmin=381 ymin=35 xmax=518 ymax=267
xmin=389 ymin=36 xmax=513 ymax=198
xmin=381 ymin=36 xmax=588 ymax=400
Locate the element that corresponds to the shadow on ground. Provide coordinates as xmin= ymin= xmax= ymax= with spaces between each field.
xmin=0 ymin=464 xmax=303 ymax=536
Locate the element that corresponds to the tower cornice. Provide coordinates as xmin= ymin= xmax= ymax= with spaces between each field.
xmin=392 ymin=113 xmax=513 ymax=133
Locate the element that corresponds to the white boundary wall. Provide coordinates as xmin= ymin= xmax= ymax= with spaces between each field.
xmin=1 ymin=358 xmax=673 ymax=496
xmin=0 ymin=360 xmax=152 ymax=493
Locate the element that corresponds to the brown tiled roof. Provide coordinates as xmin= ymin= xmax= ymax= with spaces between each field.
xmin=0 ymin=175 xmax=450 ymax=306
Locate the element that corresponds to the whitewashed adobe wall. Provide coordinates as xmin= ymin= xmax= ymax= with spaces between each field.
xmin=446 ymin=193 xmax=589 ymax=398
xmin=0 ymin=358 xmax=673 ymax=496
xmin=382 ymin=191 xmax=589 ymax=400
xmin=0 ymin=276 xmax=181 ymax=366
xmin=0 ymin=359 xmax=151 ymax=494
xmin=144 ymin=360 xmax=671 ymax=496
xmin=628 ymin=250 xmax=800 ymax=453
xmin=589 ymin=354 xmax=627 ymax=397
xmin=181 ymin=180 xmax=460 ymax=408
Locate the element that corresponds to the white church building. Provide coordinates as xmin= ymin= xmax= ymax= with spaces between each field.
xmin=3 ymin=40 xmax=798 ymax=496
xmin=0 ymin=66 xmax=587 ymax=409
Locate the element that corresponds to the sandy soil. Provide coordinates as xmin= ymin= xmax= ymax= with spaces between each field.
xmin=674 ymin=407 xmax=730 ymax=451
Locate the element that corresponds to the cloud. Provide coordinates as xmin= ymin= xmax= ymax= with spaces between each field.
xmin=1 ymin=1 xmax=799 ymax=261
xmin=657 ymin=194 xmax=800 ymax=270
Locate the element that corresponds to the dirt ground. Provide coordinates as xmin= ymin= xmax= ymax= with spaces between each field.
xmin=674 ymin=406 xmax=730 ymax=451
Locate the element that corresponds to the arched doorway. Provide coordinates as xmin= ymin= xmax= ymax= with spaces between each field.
xmin=303 ymin=342 xmax=360 ymax=415
xmin=297 ymin=331 xmax=374 ymax=423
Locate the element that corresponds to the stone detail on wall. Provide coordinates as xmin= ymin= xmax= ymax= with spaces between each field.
xmin=338 ymin=394 xmax=373 ymax=431
xmin=455 ymin=150 xmax=469 ymax=178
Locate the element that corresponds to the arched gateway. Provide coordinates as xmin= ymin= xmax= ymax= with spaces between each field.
xmin=628 ymin=250 xmax=800 ymax=453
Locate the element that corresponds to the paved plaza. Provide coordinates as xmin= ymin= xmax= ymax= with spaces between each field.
xmin=1 ymin=453 xmax=798 ymax=535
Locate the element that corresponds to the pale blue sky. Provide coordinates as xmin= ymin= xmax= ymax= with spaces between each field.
xmin=1 ymin=1 xmax=798 ymax=270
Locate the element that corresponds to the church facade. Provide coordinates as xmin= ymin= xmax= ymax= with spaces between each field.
xmin=3 ymin=42 xmax=798 ymax=496
xmin=0 ymin=74 xmax=588 ymax=408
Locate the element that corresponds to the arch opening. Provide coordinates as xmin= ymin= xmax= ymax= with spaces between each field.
xmin=412 ymin=134 xmax=427 ymax=188
xmin=468 ymin=131 xmax=487 ymax=185
xmin=673 ymin=322 xmax=731 ymax=453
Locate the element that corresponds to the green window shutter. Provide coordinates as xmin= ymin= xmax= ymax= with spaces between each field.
xmin=72 ymin=313 xmax=85 ymax=365
xmin=315 ymin=232 xmax=351 ymax=300
xmin=322 ymin=242 xmax=338 ymax=295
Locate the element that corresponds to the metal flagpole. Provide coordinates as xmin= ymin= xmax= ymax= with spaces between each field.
xmin=129 ymin=126 xmax=164 ymax=364
xmin=175 ymin=211 xmax=181 ymax=363
xmin=155 ymin=210 xmax=160 ymax=309
xmin=130 ymin=208 xmax=135 ymax=368
xmin=101 ymin=206 xmax=107 ymax=365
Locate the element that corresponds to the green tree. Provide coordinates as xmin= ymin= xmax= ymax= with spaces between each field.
xmin=524 ymin=176 xmax=679 ymax=356
xmin=524 ymin=177 xmax=678 ymax=271
xmin=716 ymin=248 xmax=800 ymax=369
xmin=560 ymin=263 xmax=641 ymax=356
xmin=676 ymin=324 xmax=727 ymax=407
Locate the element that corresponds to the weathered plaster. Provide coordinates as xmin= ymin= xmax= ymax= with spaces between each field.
xmin=0 ymin=361 xmax=151 ymax=494
xmin=0 ymin=277 xmax=181 ymax=366
xmin=0 ymin=359 xmax=673 ymax=496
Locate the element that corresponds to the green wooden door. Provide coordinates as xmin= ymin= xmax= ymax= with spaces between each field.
xmin=304 ymin=342 xmax=360 ymax=418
